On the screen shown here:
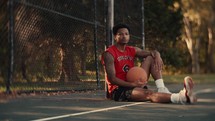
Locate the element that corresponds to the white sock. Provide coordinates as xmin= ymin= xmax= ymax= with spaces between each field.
xmin=170 ymin=93 xmax=180 ymax=103
xmin=155 ymin=79 xmax=165 ymax=88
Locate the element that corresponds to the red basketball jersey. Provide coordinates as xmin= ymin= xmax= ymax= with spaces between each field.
xmin=102 ymin=45 xmax=136 ymax=96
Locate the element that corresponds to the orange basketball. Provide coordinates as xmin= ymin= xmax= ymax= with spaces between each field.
xmin=126 ymin=67 xmax=147 ymax=83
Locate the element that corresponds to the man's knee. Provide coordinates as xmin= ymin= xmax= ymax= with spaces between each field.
xmin=141 ymin=56 xmax=154 ymax=67
xmin=143 ymin=56 xmax=154 ymax=62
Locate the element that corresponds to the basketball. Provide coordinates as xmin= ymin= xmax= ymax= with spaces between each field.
xmin=126 ymin=67 xmax=147 ymax=83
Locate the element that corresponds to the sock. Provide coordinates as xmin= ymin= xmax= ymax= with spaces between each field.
xmin=170 ymin=93 xmax=180 ymax=103
xmin=155 ymin=79 xmax=165 ymax=88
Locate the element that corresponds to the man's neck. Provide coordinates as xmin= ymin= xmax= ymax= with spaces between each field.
xmin=115 ymin=43 xmax=127 ymax=52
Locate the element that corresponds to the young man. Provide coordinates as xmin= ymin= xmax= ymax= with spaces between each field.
xmin=102 ymin=23 xmax=197 ymax=104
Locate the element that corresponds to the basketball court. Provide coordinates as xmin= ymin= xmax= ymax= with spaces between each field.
xmin=1 ymin=83 xmax=215 ymax=121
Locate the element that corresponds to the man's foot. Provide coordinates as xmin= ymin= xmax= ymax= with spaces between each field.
xmin=179 ymin=76 xmax=197 ymax=104
xmin=158 ymin=87 xmax=172 ymax=94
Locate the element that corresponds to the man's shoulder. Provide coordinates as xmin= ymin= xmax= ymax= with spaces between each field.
xmin=125 ymin=46 xmax=136 ymax=53
xmin=107 ymin=45 xmax=116 ymax=50
xmin=106 ymin=45 xmax=117 ymax=53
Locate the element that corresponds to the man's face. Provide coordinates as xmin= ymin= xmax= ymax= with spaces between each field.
xmin=114 ymin=28 xmax=130 ymax=45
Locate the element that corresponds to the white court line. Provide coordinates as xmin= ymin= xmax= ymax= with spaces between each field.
xmin=32 ymin=88 xmax=215 ymax=121
xmin=194 ymin=88 xmax=215 ymax=95
xmin=31 ymin=102 xmax=146 ymax=121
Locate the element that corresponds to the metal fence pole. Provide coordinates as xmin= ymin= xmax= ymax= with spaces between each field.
xmin=141 ymin=0 xmax=145 ymax=50
xmin=94 ymin=0 xmax=100 ymax=89
xmin=106 ymin=0 xmax=114 ymax=47
xmin=7 ymin=0 xmax=14 ymax=94
xmin=104 ymin=0 xmax=114 ymax=98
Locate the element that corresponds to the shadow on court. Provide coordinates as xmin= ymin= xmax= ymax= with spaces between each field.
xmin=0 ymin=84 xmax=215 ymax=121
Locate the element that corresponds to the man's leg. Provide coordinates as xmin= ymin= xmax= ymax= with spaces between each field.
xmin=141 ymin=56 xmax=171 ymax=94
xmin=130 ymin=76 xmax=197 ymax=104
xmin=131 ymin=88 xmax=171 ymax=103
xmin=141 ymin=56 xmax=161 ymax=79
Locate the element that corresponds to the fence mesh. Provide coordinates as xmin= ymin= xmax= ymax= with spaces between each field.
xmin=0 ymin=0 xmax=143 ymax=93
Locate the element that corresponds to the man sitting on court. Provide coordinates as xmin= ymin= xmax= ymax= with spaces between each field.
xmin=101 ymin=23 xmax=197 ymax=104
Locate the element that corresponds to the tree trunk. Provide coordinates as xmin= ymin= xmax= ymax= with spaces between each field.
xmin=193 ymin=38 xmax=200 ymax=73
xmin=80 ymin=31 xmax=88 ymax=76
xmin=206 ymin=27 xmax=215 ymax=73
xmin=58 ymin=44 xmax=80 ymax=82
xmin=183 ymin=17 xmax=200 ymax=73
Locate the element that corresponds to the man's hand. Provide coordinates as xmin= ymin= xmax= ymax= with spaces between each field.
xmin=151 ymin=50 xmax=164 ymax=71
xmin=130 ymin=79 xmax=147 ymax=88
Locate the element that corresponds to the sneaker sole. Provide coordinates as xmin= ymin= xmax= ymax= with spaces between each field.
xmin=184 ymin=76 xmax=196 ymax=103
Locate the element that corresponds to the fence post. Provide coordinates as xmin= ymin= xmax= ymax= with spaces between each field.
xmin=106 ymin=0 xmax=114 ymax=47
xmin=104 ymin=0 xmax=114 ymax=98
xmin=141 ymin=0 xmax=145 ymax=50
xmin=94 ymin=0 xmax=101 ymax=89
xmin=7 ymin=0 xmax=14 ymax=94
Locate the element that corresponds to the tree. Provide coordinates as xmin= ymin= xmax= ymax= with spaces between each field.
xmin=205 ymin=0 xmax=215 ymax=73
xmin=13 ymin=0 xmax=97 ymax=82
xmin=0 ymin=0 xmax=9 ymax=82
xmin=144 ymin=0 xmax=184 ymax=71
xmin=180 ymin=0 xmax=215 ymax=73
xmin=113 ymin=0 xmax=184 ymax=73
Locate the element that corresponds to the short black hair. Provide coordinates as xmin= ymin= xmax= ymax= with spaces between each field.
xmin=112 ymin=23 xmax=130 ymax=35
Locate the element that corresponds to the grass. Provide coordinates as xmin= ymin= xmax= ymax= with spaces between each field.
xmin=0 ymin=81 xmax=104 ymax=93
xmin=163 ymin=74 xmax=215 ymax=84
xmin=147 ymin=74 xmax=215 ymax=85
xmin=0 ymin=74 xmax=215 ymax=93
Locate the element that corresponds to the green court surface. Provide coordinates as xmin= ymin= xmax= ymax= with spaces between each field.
xmin=0 ymin=84 xmax=215 ymax=121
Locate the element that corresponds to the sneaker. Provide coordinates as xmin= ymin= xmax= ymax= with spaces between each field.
xmin=158 ymin=87 xmax=172 ymax=94
xmin=179 ymin=76 xmax=197 ymax=104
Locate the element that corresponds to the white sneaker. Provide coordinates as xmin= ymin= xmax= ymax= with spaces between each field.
xmin=179 ymin=76 xmax=197 ymax=104
xmin=158 ymin=87 xmax=172 ymax=94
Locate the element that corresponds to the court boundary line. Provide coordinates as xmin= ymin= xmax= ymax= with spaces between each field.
xmin=31 ymin=102 xmax=147 ymax=121
xmin=32 ymin=88 xmax=215 ymax=121
xmin=194 ymin=88 xmax=215 ymax=95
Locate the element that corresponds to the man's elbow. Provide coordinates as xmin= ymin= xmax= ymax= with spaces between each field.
xmin=108 ymin=76 xmax=117 ymax=85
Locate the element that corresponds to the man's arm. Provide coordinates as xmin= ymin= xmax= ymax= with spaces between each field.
xmin=135 ymin=47 xmax=160 ymax=58
xmin=135 ymin=47 xmax=152 ymax=58
xmin=134 ymin=47 xmax=171 ymax=94
xmin=135 ymin=47 xmax=164 ymax=71
xmin=103 ymin=52 xmax=144 ymax=87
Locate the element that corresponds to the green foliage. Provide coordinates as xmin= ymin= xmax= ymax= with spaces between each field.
xmin=161 ymin=48 xmax=183 ymax=67
xmin=115 ymin=0 xmax=184 ymax=71
xmin=1 ymin=0 xmax=214 ymax=92
xmin=144 ymin=0 xmax=184 ymax=70
xmin=145 ymin=0 xmax=182 ymax=43
xmin=0 ymin=0 xmax=9 ymax=82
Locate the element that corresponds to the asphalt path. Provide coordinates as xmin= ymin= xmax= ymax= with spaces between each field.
xmin=0 ymin=84 xmax=215 ymax=121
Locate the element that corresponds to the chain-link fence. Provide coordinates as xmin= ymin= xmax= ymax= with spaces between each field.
xmin=0 ymin=0 xmax=144 ymax=94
